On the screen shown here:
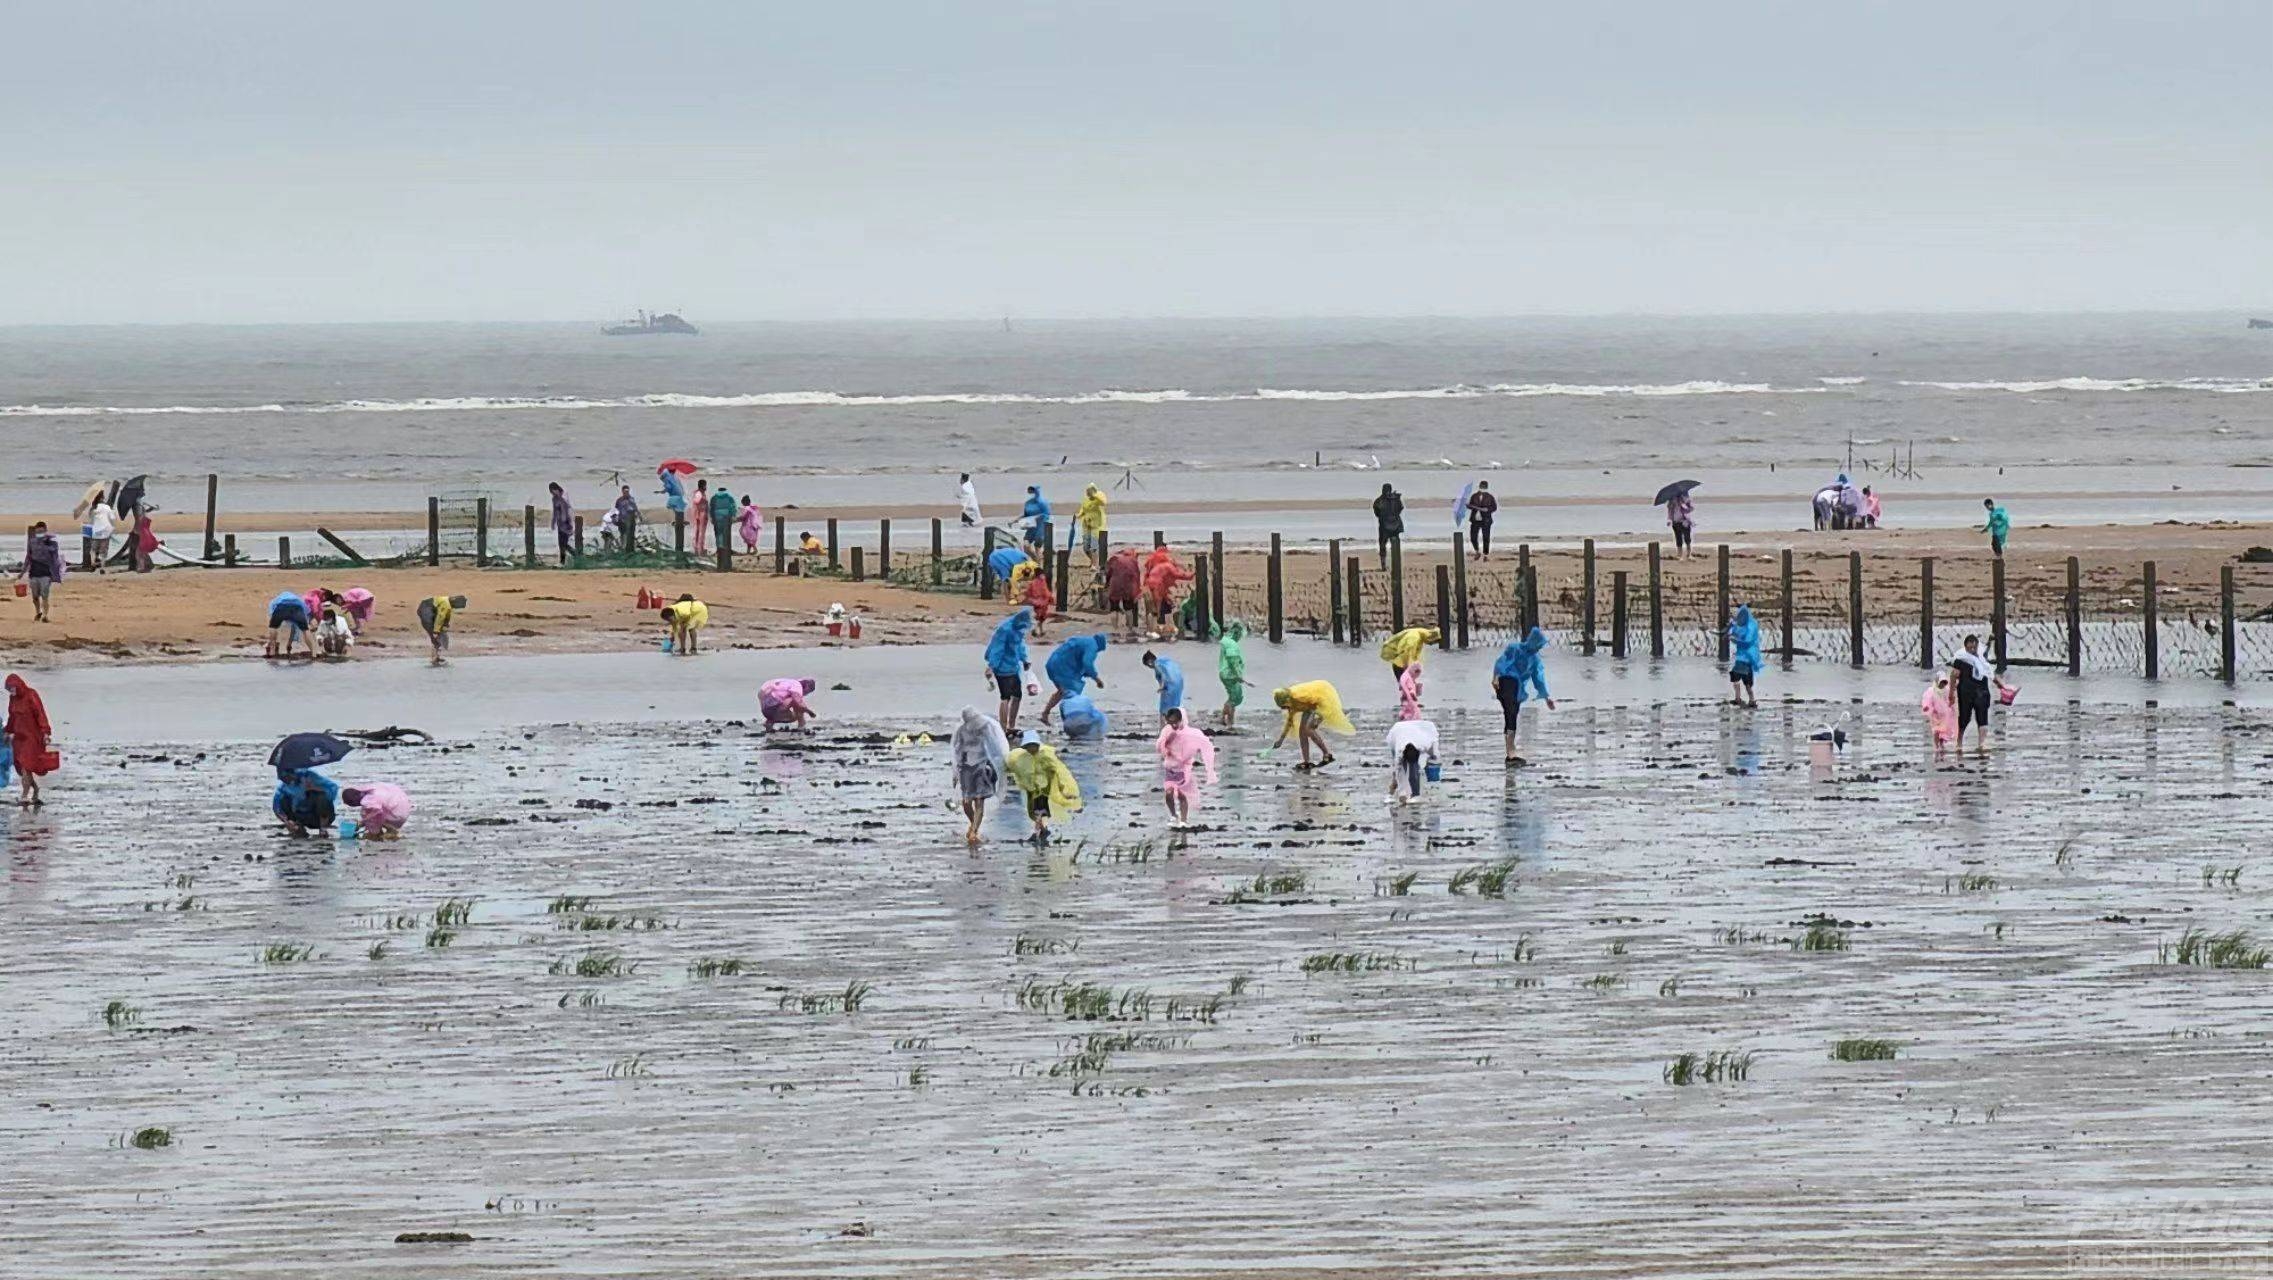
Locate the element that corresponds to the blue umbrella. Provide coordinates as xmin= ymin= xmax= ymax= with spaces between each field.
xmin=269 ymin=732 xmax=352 ymax=779
xmin=1453 ymin=481 xmax=1475 ymax=526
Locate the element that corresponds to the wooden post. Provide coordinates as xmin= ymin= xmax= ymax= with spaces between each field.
xmin=1389 ymin=538 xmax=1405 ymax=631
xmin=1450 ymin=534 xmax=1469 ymax=649
xmin=475 ymin=498 xmax=490 ymax=566
xmin=79 ymin=534 xmax=91 ymax=573
xmin=1716 ymin=544 xmax=1731 ymax=662
xmin=826 ymin=518 xmax=839 ymax=571
xmin=1210 ymin=531 xmax=1226 ymax=630
xmin=672 ymin=512 xmax=685 ymax=564
xmin=427 ymin=497 xmax=441 ymax=566
xmin=223 ymin=533 xmax=237 ymax=567
xmin=1919 ymin=557 xmax=1935 ymax=668
xmin=2143 ymin=560 xmax=2159 ymax=680
xmin=1328 ymin=539 xmax=1345 ymax=644
xmin=1267 ymin=533 xmax=1284 ymax=643
xmin=1581 ymin=539 xmax=1597 ymax=656
xmin=1345 ymin=556 xmax=1365 ymax=645
xmin=1518 ymin=543 xmax=1536 ymax=632
xmin=775 ymin=516 xmax=786 ymax=574
xmin=1153 ymin=529 xmax=1165 ymax=550
xmin=2221 ymin=565 xmax=2237 ymax=684
xmin=877 ymin=518 xmax=892 ymax=581
xmin=851 ymin=546 xmax=865 ymax=583
xmin=1991 ymin=556 xmax=2007 ymax=669
xmin=979 ymin=527 xmax=997 ymax=598
xmin=717 ymin=537 xmax=731 ymax=572
xmin=1191 ymin=555 xmax=1212 ymax=639
xmin=1053 ymin=538 xmax=1070 ymax=612
xmin=277 ymin=536 xmax=291 ymax=570
xmin=2066 ymin=556 xmax=2082 ymax=677
xmin=203 ymin=473 xmax=219 ymax=561
xmin=1779 ymin=549 xmax=1795 ymax=666
xmin=573 ymin=516 xmax=584 ymax=558
xmin=1611 ymin=570 xmax=1629 ymax=658
xmin=1647 ymin=541 xmax=1664 ymax=659
xmin=1848 ymin=551 xmax=1864 ymax=668
xmin=931 ymin=518 xmax=944 ymax=586
xmin=1433 ymin=564 xmax=1452 ymax=647
xmin=523 ymin=505 xmax=537 ymax=569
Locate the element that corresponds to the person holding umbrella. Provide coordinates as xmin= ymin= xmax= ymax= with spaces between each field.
xmin=1655 ymin=480 xmax=1699 ymax=559
xmin=269 ymin=732 xmax=351 ymax=836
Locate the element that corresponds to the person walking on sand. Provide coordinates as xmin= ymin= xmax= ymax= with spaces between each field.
xmin=1920 ymin=673 xmax=1959 ymax=758
xmin=1075 ymin=484 xmax=1108 ymax=564
xmin=340 ymin=782 xmax=412 ymax=839
xmin=1492 ymin=626 xmax=1556 ymax=764
xmin=265 ymin=590 xmax=314 ymax=659
xmin=1466 ymin=480 xmax=1498 ymax=560
xmin=549 ymin=482 xmax=576 ymax=563
xmin=1269 ymin=680 xmax=1353 ymax=771
xmin=1980 ymin=498 xmax=2010 ymax=557
xmin=737 ymin=495 xmax=763 ymax=552
xmin=1379 ymin=624 xmax=1438 ymax=687
xmin=958 ymin=473 xmax=983 ymax=528
xmin=985 ymin=607 xmax=1036 ymax=732
xmin=86 ymin=496 xmax=115 ymax=573
xmin=1948 ymin=634 xmax=2011 ymax=755
xmin=1372 ymin=482 xmax=1404 ymax=569
xmin=418 ymin=594 xmax=466 ymax=665
xmin=1385 ymin=717 xmax=1439 ymax=805
xmin=1143 ymin=650 xmax=1184 ymax=725
xmin=1216 ymin=618 xmax=1253 ymax=729
xmin=1667 ymin=488 xmax=1696 ymax=559
xmin=1727 ymin=604 xmax=1762 ymax=708
xmin=1155 ymin=707 xmax=1217 ymax=829
xmin=5 ymin=674 xmax=56 ymax=807
xmin=952 ymin=705 xmax=1011 ymax=846
xmin=661 ymin=594 xmax=709 ymax=655
xmin=18 ymin=522 xmax=63 ymax=623
xmin=1005 ymin=729 xmax=1081 ymax=844
xmin=1039 ymin=633 xmax=1107 ymax=726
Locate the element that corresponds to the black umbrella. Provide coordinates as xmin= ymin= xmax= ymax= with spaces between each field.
xmin=270 ymin=732 xmax=353 ymax=778
xmin=114 ymin=475 xmax=149 ymax=516
xmin=1653 ymin=479 xmax=1701 ymax=506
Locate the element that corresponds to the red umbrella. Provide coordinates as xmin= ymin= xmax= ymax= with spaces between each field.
xmin=658 ymin=459 xmax=699 ymax=475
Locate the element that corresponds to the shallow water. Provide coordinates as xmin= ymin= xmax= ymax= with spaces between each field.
xmin=6 ymin=657 xmax=2273 ymax=1275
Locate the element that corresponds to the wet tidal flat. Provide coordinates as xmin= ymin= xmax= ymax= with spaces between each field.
xmin=6 ymin=699 xmax=2273 ymax=1277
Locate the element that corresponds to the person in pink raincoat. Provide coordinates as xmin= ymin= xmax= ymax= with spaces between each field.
xmin=760 ymin=677 xmax=818 ymax=730
xmin=737 ymin=496 xmax=764 ymax=553
xmin=1155 ymin=706 xmax=1217 ymax=828
xmin=340 ymin=782 xmax=412 ymax=839
xmin=1920 ymin=674 xmax=1958 ymax=756
xmin=1396 ymin=659 xmax=1425 ymax=721
xmin=340 ymin=587 xmax=376 ymax=634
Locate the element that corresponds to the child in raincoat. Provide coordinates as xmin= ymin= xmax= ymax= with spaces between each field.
xmin=1491 ymin=626 xmax=1556 ymax=763
xmin=1921 ymin=674 xmax=1958 ymax=755
xmin=1155 ymin=707 xmax=1217 ymax=827
xmin=1004 ymin=730 xmax=1081 ymax=843
xmin=1021 ymin=563 xmax=1056 ymax=635
xmin=1727 ymin=604 xmax=1762 ymax=708
xmin=1143 ymin=651 xmax=1184 ymax=723
xmin=1075 ymin=485 xmax=1108 ymax=562
xmin=760 ymin=677 xmax=818 ymax=730
xmin=339 ymin=782 xmax=412 ymax=840
xmin=1215 ymin=619 xmax=1252 ymax=728
xmin=984 ymin=608 xmax=1035 ymax=732
xmin=1040 ymin=633 xmax=1107 ymax=727
xmin=340 ymin=587 xmax=376 ymax=634
xmin=660 ymin=594 xmax=709 ymax=655
xmin=1396 ymin=659 xmax=1424 ymax=722
xmin=1270 ymin=680 xmax=1353 ymax=771
xmin=951 ymin=706 xmax=1011 ymax=846
xmin=989 ymin=546 xmax=1032 ymax=598
xmin=1379 ymin=625 xmax=1439 ymax=683
xmin=417 ymin=594 xmax=466 ymax=665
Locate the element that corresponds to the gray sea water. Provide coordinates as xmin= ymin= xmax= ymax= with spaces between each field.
xmin=3 ymin=315 xmax=2270 ymax=498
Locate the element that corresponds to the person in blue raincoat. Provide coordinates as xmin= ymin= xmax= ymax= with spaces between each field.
xmin=1142 ymin=650 xmax=1184 ymax=725
xmin=1039 ymin=633 xmax=1107 ymax=727
xmin=984 ymin=607 xmax=1035 ymax=732
xmin=1020 ymin=486 xmax=1052 ymax=554
xmin=1490 ymin=626 xmax=1557 ymax=764
xmin=986 ymin=544 xmax=1031 ymax=598
xmin=272 ymin=767 xmax=340 ymax=837
xmin=1059 ymin=692 xmax=1109 ymax=741
xmin=1727 ymin=604 xmax=1762 ymax=708
xmin=659 ymin=466 xmax=688 ymax=520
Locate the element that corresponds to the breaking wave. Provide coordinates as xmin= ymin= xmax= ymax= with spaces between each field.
xmin=1901 ymin=376 xmax=2273 ymax=393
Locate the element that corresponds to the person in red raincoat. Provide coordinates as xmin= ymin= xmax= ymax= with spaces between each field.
xmin=1144 ymin=550 xmax=1193 ymax=635
xmin=5 ymin=674 xmax=56 ymax=806
xmin=1021 ymin=568 xmax=1056 ymax=636
xmin=1103 ymin=548 xmax=1143 ymax=636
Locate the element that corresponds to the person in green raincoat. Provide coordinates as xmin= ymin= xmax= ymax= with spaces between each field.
xmin=708 ymin=484 xmax=738 ymax=554
xmin=1004 ymin=730 xmax=1082 ymax=843
xmin=1215 ymin=618 xmax=1255 ymax=728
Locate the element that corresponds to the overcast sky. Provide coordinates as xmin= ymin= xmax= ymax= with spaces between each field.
xmin=6 ymin=1 xmax=2267 ymax=323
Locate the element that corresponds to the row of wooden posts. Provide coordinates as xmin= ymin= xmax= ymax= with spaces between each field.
xmin=167 ymin=467 xmax=2247 ymax=685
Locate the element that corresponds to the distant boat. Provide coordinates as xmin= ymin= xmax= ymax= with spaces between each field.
xmin=603 ymin=309 xmax=698 ymax=336
xmin=2250 ymin=318 xmax=2273 ymax=330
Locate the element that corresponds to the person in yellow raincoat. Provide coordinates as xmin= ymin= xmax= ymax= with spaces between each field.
xmin=660 ymin=593 xmax=709 ymax=655
xmin=1379 ymin=625 xmax=1440 ymax=685
xmin=1270 ymin=679 xmax=1354 ymax=771
xmin=1075 ymin=485 xmax=1109 ymax=563
xmin=1004 ymin=729 xmax=1082 ymax=842
xmin=1009 ymin=556 xmax=1043 ymax=606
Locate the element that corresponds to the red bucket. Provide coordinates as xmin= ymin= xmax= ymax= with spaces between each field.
xmin=826 ymin=621 xmax=844 ymax=637
xmin=11 ymin=582 xmax=24 ymax=599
